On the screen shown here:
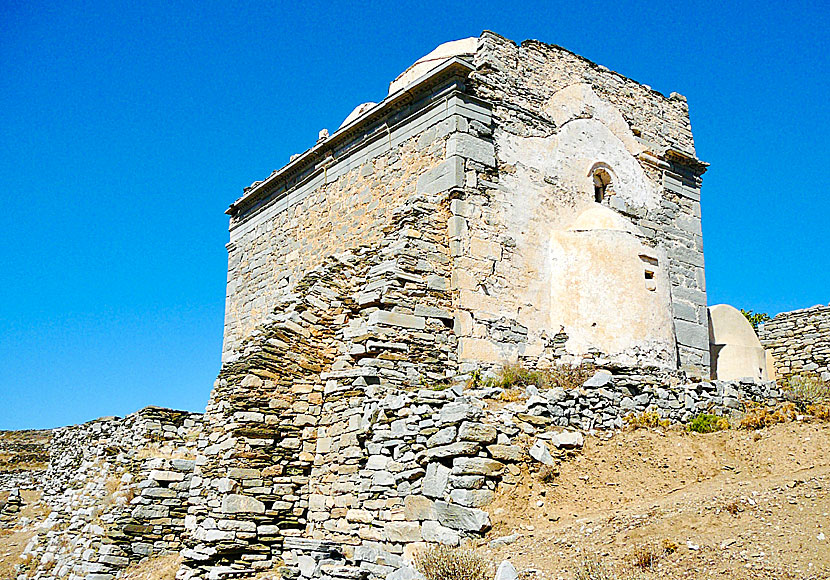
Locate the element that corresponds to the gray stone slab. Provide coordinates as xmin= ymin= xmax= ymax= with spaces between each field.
xmin=416 ymin=157 xmax=464 ymax=195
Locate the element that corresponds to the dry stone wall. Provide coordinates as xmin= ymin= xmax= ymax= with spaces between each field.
xmin=0 ymin=429 xmax=51 ymax=491
xmin=759 ymin=304 xmax=830 ymax=381
xmin=17 ymin=408 xmax=202 ymax=580
xmin=181 ymin=176 xmax=461 ymax=579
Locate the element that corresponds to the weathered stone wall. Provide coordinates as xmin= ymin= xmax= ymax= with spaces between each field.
xmin=222 ymin=32 xmax=710 ymax=376
xmin=18 ymin=407 xmax=202 ymax=580
xmin=0 ymin=429 xmax=51 ymax=491
xmin=182 ymin=178 xmax=461 ymax=579
xmin=759 ymin=304 xmax=830 ymax=381
xmin=447 ymin=32 xmax=709 ymax=375
xmin=221 ymin=63 xmax=475 ymax=360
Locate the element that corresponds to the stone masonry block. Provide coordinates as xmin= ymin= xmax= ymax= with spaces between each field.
xmin=448 ymin=216 xmax=468 ymax=239
xmin=675 ymin=320 xmax=709 ymax=351
xmin=446 ymin=133 xmax=496 ymax=167
xmin=368 ymin=310 xmax=426 ymax=330
xmin=416 ymin=157 xmax=464 ymax=195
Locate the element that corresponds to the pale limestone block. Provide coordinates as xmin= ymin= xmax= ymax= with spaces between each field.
xmin=404 ymin=495 xmax=436 ymax=520
xmin=448 ymin=216 xmax=468 ymax=239
xmin=453 ymin=311 xmax=474 ymax=336
xmin=469 ymin=237 xmax=502 ymax=260
xmin=458 ymin=338 xmax=500 ymax=362
xmin=446 ymin=133 xmax=495 ymax=167
xmin=368 ymin=310 xmax=425 ymax=330
xmin=384 ymin=521 xmax=422 ymax=543
xmin=420 ymin=520 xmax=460 ymax=545
xmin=221 ymin=494 xmax=265 ymax=514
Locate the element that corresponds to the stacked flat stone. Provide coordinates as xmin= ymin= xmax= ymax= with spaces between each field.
xmin=0 ymin=487 xmax=24 ymax=527
xmin=759 ymin=304 xmax=830 ymax=381
xmin=18 ymin=408 xmax=202 ymax=580
xmin=507 ymin=372 xmax=781 ymax=431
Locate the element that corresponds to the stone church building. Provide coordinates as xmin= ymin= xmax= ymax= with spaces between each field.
xmin=222 ymin=31 xmax=710 ymax=378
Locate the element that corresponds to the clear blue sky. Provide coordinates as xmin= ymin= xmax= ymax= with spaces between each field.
xmin=1 ymin=1 xmax=827 ymax=429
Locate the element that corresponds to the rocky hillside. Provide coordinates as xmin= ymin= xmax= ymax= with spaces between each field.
xmin=1 ymin=410 xmax=828 ymax=580
xmin=0 ymin=429 xmax=51 ymax=490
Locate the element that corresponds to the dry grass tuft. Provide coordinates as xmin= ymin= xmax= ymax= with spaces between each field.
xmin=739 ymin=402 xmax=798 ymax=430
xmin=807 ymin=402 xmax=830 ymax=421
xmin=574 ymin=554 xmax=618 ymax=580
xmin=500 ymin=387 xmax=526 ymax=402
xmin=485 ymin=362 xmax=597 ymax=392
xmin=661 ymin=538 xmax=678 ymax=554
xmin=414 ymin=545 xmax=492 ymax=580
xmin=724 ymin=499 xmax=742 ymax=516
xmin=120 ymin=553 xmax=180 ymax=580
xmin=545 ymin=363 xmax=596 ymax=390
xmin=537 ymin=464 xmax=559 ymax=483
xmin=625 ymin=410 xmax=669 ymax=430
xmin=631 ymin=543 xmax=660 ymax=570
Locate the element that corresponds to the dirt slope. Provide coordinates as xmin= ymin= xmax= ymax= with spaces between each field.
xmin=482 ymin=420 xmax=830 ymax=579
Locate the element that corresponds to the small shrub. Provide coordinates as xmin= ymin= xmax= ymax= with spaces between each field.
xmin=428 ymin=382 xmax=452 ymax=392
xmin=574 ymin=555 xmax=617 ymax=580
xmin=740 ymin=309 xmax=771 ymax=330
xmin=724 ymin=500 xmax=741 ymax=516
xmin=784 ymin=374 xmax=830 ymax=410
xmin=497 ymin=363 xmax=548 ymax=389
xmin=631 ymin=543 xmax=659 ymax=570
xmin=687 ymin=413 xmax=729 ymax=433
xmin=467 ymin=369 xmax=485 ymax=389
xmin=661 ymin=538 xmax=678 ymax=554
xmin=739 ymin=402 xmax=797 ymax=430
xmin=807 ymin=402 xmax=830 ymax=421
xmin=625 ymin=410 xmax=669 ymax=429
xmin=413 ymin=545 xmax=492 ymax=580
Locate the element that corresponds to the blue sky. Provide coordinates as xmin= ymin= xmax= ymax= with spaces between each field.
xmin=1 ymin=0 xmax=827 ymax=429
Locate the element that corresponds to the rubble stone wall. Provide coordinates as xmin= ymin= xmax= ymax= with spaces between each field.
xmin=759 ymin=304 xmax=830 ymax=381
xmin=0 ymin=429 xmax=51 ymax=491
xmin=18 ymin=407 xmax=202 ymax=580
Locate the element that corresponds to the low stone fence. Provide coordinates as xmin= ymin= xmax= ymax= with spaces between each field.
xmin=6 ymin=371 xmax=786 ymax=580
xmin=0 ymin=428 xmax=51 ymax=492
xmin=18 ymin=407 xmax=203 ymax=580
xmin=759 ymin=304 xmax=830 ymax=381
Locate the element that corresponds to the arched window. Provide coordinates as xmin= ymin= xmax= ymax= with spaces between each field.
xmin=593 ymin=167 xmax=613 ymax=203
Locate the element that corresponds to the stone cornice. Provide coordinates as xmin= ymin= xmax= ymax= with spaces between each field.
xmin=665 ymin=148 xmax=709 ymax=175
xmin=227 ymin=57 xmax=476 ymax=221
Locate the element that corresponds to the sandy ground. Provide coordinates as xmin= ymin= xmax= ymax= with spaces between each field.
xmin=0 ymin=490 xmax=48 ymax=579
xmin=480 ymin=420 xmax=830 ymax=579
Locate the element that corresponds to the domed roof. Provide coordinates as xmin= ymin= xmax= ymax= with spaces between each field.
xmin=388 ymin=37 xmax=478 ymax=95
xmin=708 ymin=304 xmax=763 ymax=348
xmin=339 ymin=102 xmax=377 ymax=129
